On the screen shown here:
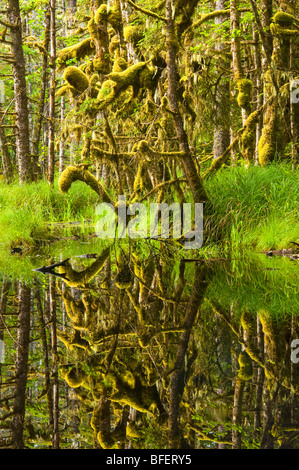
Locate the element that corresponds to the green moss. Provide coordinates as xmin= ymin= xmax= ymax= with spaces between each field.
xmin=241 ymin=310 xmax=255 ymax=336
xmin=63 ymin=66 xmax=90 ymax=93
xmin=109 ymin=35 xmax=120 ymax=57
xmin=58 ymin=165 xmax=113 ymax=204
xmin=107 ymin=61 xmax=147 ymax=90
xmin=92 ymin=56 xmax=111 ymax=74
xmin=97 ymin=79 xmax=117 ymax=104
xmin=258 ymin=124 xmax=276 ymax=166
xmin=107 ymin=1 xmax=122 ymax=30
xmin=112 ymin=57 xmax=128 ymax=72
xmin=237 ymin=78 xmax=253 ymax=110
xmin=137 ymin=140 xmax=150 ymax=153
xmin=61 ymin=366 xmax=87 ymax=388
xmin=57 ymin=39 xmax=95 ymax=71
xmin=94 ymin=4 xmax=108 ymax=24
xmin=58 ymin=247 xmax=111 ymax=288
xmin=115 ymin=265 xmax=133 ymax=289
xmin=123 ymin=25 xmax=143 ymax=44
xmin=95 ymin=62 xmax=149 ymax=110
xmin=273 ymin=11 xmax=295 ymax=27
xmin=237 ymin=351 xmax=253 ymax=381
xmin=139 ymin=65 xmax=155 ymax=90
xmin=55 ymin=84 xmax=70 ymax=98
xmin=241 ymin=110 xmax=260 ymax=162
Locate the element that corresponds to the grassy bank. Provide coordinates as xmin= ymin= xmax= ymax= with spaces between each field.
xmin=0 ymin=176 xmax=99 ymax=250
xmin=0 ymin=163 xmax=298 ymax=253
xmin=204 ymin=163 xmax=299 ymax=252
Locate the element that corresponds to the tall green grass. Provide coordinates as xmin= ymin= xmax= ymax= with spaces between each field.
xmin=204 ymin=163 xmax=299 ymax=252
xmin=0 ymin=163 xmax=298 ymax=252
xmin=0 ymin=176 xmax=99 ymax=248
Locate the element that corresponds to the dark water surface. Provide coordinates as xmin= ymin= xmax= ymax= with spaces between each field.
xmin=0 ymin=236 xmax=298 ymax=449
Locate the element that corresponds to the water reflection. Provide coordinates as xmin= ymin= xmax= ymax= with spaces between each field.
xmin=0 ymin=242 xmax=298 ymax=449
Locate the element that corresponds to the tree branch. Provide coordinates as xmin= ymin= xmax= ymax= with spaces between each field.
xmin=126 ymin=0 xmax=167 ymax=22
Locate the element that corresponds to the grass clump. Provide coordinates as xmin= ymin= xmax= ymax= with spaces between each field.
xmin=0 ymin=176 xmax=100 ymax=249
xmin=204 ymin=163 xmax=299 ymax=252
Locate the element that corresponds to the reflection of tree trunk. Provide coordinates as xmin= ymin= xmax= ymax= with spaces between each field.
xmin=11 ymin=282 xmax=31 ymax=449
xmin=49 ymin=277 xmax=59 ymax=448
xmin=0 ymin=279 xmax=11 ymax=402
xmin=34 ymin=282 xmax=54 ymax=427
xmin=168 ymin=264 xmax=207 ymax=448
xmin=254 ymin=316 xmax=264 ymax=434
xmin=261 ymin=387 xmax=274 ymax=449
xmin=232 ymin=377 xmax=244 ymax=449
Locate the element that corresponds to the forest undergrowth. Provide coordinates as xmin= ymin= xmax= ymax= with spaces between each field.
xmin=0 ymin=162 xmax=298 ymax=254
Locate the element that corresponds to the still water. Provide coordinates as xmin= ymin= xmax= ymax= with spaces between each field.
xmin=0 ymin=235 xmax=298 ymax=449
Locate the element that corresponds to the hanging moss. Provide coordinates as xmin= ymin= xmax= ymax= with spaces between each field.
xmin=107 ymin=61 xmax=148 ymax=91
xmin=97 ymin=79 xmax=117 ymax=105
xmin=63 ymin=66 xmax=90 ymax=93
xmin=241 ymin=309 xmax=256 ymax=336
xmin=273 ymin=11 xmax=295 ymax=27
xmin=126 ymin=421 xmax=143 ymax=439
xmin=237 ymin=351 xmax=253 ymax=381
xmin=139 ymin=65 xmax=155 ymax=91
xmin=60 ymin=366 xmax=87 ymax=388
xmin=57 ymin=38 xmax=95 ymax=71
xmin=240 ymin=109 xmax=260 ymax=162
xmin=112 ymin=57 xmax=128 ymax=73
xmin=115 ymin=265 xmax=133 ymax=289
xmin=95 ymin=4 xmax=108 ymax=24
xmin=257 ymin=101 xmax=278 ymax=166
xmin=55 ymin=84 xmax=70 ymax=98
xmin=95 ymin=62 xmax=149 ymax=111
xmin=109 ymin=35 xmax=121 ymax=57
xmin=123 ymin=25 xmax=143 ymax=45
xmin=107 ymin=1 xmax=122 ymax=31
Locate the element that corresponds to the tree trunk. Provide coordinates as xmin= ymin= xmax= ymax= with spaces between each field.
xmin=31 ymin=7 xmax=50 ymax=179
xmin=165 ymin=0 xmax=207 ymax=203
xmin=213 ymin=0 xmax=230 ymax=160
xmin=48 ymin=0 xmax=56 ymax=185
xmin=8 ymin=0 xmax=32 ymax=183
xmin=0 ymin=103 xmax=13 ymax=182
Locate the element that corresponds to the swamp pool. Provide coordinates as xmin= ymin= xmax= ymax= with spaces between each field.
xmin=0 ymin=234 xmax=299 ymax=449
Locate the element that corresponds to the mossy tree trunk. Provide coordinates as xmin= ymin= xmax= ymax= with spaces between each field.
xmin=257 ymin=0 xmax=297 ymax=166
xmin=31 ymin=7 xmax=50 ymax=180
xmin=165 ymin=0 xmax=207 ymax=204
xmin=168 ymin=264 xmax=208 ymax=448
xmin=0 ymin=103 xmax=13 ymax=183
xmin=213 ymin=0 xmax=231 ymax=160
xmin=8 ymin=0 xmax=32 ymax=184
xmin=48 ymin=0 xmax=56 ymax=185
xmin=49 ymin=276 xmax=60 ymax=448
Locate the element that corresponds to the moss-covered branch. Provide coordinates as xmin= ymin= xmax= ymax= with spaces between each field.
xmin=125 ymin=0 xmax=167 ymax=22
xmin=58 ymin=164 xmax=114 ymax=206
